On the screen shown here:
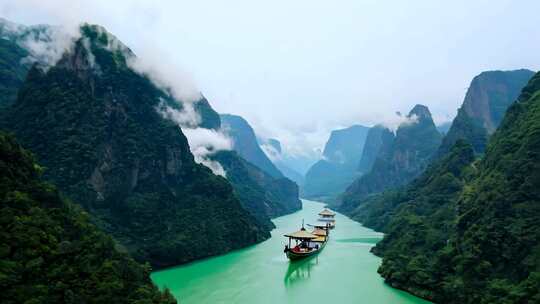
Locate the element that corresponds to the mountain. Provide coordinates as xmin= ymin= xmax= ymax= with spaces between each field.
xmin=215 ymin=117 xmax=301 ymax=225
xmin=436 ymin=121 xmax=452 ymax=134
xmin=212 ymin=150 xmax=302 ymax=230
xmin=0 ymin=131 xmax=176 ymax=303
xmin=266 ymin=138 xmax=281 ymax=153
xmin=438 ymin=69 xmax=534 ymax=155
xmin=0 ymin=18 xmax=68 ymax=109
xmin=303 ymin=125 xmax=369 ymax=201
xmin=356 ymin=125 xmax=393 ymax=174
xmin=275 ymin=163 xmax=304 ymax=186
xmin=0 ymin=38 xmax=29 ymax=108
xmin=370 ymin=72 xmax=540 ymax=303
xmin=322 ymin=125 xmax=370 ymax=165
xmin=259 ymin=137 xmax=305 ymax=186
xmin=220 ymin=114 xmax=283 ymax=178
xmin=340 ymin=105 xmax=442 ymax=213
xmin=1 ymin=23 xmax=268 ymax=269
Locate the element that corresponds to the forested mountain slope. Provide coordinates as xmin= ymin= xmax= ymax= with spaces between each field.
xmin=0 ymin=131 xmax=176 ymax=304
xmin=213 ymin=150 xmax=301 ymax=230
xmin=340 ymin=105 xmax=442 ymax=213
xmin=220 ymin=114 xmax=283 ymax=178
xmin=303 ymin=125 xmax=369 ymax=201
xmin=1 ymin=23 xmax=268 ymax=269
xmin=437 ymin=69 xmax=534 ymax=156
xmin=369 ymin=72 xmax=540 ymax=303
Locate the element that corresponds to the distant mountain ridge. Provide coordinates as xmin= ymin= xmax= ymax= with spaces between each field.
xmin=340 ymin=104 xmax=442 ymax=213
xmin=220 ymin=114 xmax=284 ymax=178
xmin=364 ymin=71 xmax=540 ymax=303
xmin=213 ymin=150 xmax=302 ymax=229
xmin=258 ymin=137 xmax=305 ymax=186
xmin=1 ymin=22 xmax=269 ymax=269
xmin=356 ymin=125 xmax=393 ymax=174
xmin=212 ymin=115 xmax=301 ymax=228
xmin=438 ymin=69 xmax=534 ymax=155
xmin=302 ymin=124 xmax=370 ymax=201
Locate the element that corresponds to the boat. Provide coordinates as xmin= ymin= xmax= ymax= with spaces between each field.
xmin=284 ymin=222 xmax=329 ymax=260
xmin=318 ymin=208 xmax=336 ymax=229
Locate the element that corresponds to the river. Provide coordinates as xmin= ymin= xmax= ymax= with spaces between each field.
xmin=151 ymin=200 xmax=431 ymax=304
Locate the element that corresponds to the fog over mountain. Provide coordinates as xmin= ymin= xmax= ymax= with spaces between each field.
xmin=3 ymin=1 xmax=540 ymax=160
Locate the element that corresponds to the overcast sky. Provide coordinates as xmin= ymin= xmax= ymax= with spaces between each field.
xmin=2 ymin=0 xmax=540 ymax=157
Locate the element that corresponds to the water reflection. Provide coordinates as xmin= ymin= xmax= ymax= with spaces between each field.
xmin=284 ymin=255 xmax=319 ymax=287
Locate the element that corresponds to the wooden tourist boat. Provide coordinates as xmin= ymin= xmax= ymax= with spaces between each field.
xmin=284 ymin=222 xmax=329 ymax=261
xmin=318 ymin=208 xmax=336 ymax=229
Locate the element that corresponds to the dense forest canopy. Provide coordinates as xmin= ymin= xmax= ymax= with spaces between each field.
xmin=0 ymin=131 xmax=176 ymax=304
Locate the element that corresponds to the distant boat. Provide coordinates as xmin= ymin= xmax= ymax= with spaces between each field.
xmin=283 ymin=222 xmax=329 ymax=260
xmin=318 ymin=208 xmax=336 ymax=229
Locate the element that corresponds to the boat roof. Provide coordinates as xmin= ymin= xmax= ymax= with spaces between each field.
xmin=284 ymin=228 xmax=318 ymax=239
xmin=311 ymin=228 xmax=327 ymax=236
xmin=312 ymin=236 xmax=326 ymax=242
xmin=318 ymin=209 xmax=336 ymax=216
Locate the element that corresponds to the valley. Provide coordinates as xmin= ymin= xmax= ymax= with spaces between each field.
xmin=1 ymin=4 xmax=540 ymax=304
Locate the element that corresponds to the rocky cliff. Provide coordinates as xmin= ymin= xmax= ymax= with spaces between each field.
xmin=438 ymin=69 xmax=534 ymax=155
xmin=220 ymin=114 xmax=283 ymax=178
xmin=369 ymin=71 xmax=540 ymax=304
xmin=0 ymin=130 xmax=176 ymax=303
xmin=340 ymin=105 xmax=442 ymax=213
xmin=303 ymin=125 xmax=370 ymax=201
xmin=1 ymin=23 xmax=268 ymax=268
xmin=216 ymin=115 xmax=302 ymax=223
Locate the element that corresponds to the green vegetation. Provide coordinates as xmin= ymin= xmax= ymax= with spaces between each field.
xmin=1 ymin=24 xmax=268 ymax=269
xmin=364 ymin=72 xmax=540 ymax=303
xmin=214 ymin=115 xmax=301 ymax=228
xmin=364 ymin=141 xmax=476 ymax=300
xmin=220 ymin=114 xmax=284 ymax=178
xmin=438 ymin=70 xmax=534 ymax=156
xmin=0 ymin=131 xmax=176 ymax=304
xmin=340 ymin=105 xmax=442 ymax=213
xmin=0 ymin=38 xmax=29 ymax=108
xmin=350 ymin=139 xmax=475 ymax=232
xmin=213 ymin=150 xmax=302 ymax=230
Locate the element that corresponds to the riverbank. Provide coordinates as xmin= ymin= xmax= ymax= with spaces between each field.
xmin=151 ymin=200 xmax=431 ymax=304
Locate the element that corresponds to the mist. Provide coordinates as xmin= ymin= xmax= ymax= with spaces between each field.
xmin=3 ymin=0 xmax=540 ymax=158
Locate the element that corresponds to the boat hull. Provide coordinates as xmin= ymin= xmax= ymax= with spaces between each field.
xmin=286 ymin=241 xmax=327 ymax=261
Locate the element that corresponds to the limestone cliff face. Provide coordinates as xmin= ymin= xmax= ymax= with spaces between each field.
xmin=438 ymin=69 xmax=534 ymax=155
xmin=2 ymin=24 xmax=269 ymax=268
xmin=340 ymin=104 xmax=442 ymax=213
xmin=303 ymin=124 xmax=370 ymax=201
xmin=220 ymin=114 xmax=284 ymax=178
xmin=370 ymin=72 xmax=540 ymax=304
xmin=213 ymin=150 xmax=302 ymax=229
xmin=216 ymin=115 xmax=301 ymax=223
xmin=357 ymin=125 xmax=392 ymax=173
xmin=0 ymin=131 xmax=176 ymax=304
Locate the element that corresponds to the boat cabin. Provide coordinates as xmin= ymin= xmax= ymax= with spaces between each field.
xmin=284 ymin=227 xmax=320 ymax=253
xmin=318 ymin=209 xmax=336 ymax=228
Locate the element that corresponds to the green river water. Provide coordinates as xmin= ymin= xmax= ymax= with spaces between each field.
xmin=151 ymin=200 xmax=431 ymax=304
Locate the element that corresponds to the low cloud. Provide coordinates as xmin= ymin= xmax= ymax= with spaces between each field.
xmin=127 ymin=48 xmax=201 ymax=104
xmin=155 ymin=98 xmax=201 ymax=128
xmin=155 ymin=100 xmax=231 ymax=177
xmin=0 ymin=19 xmax=80 ymax=69
xmin=379 ymin=112 xmax=419 ymax=132
xmin=182 ymin=128 xmax=232 ymax=177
